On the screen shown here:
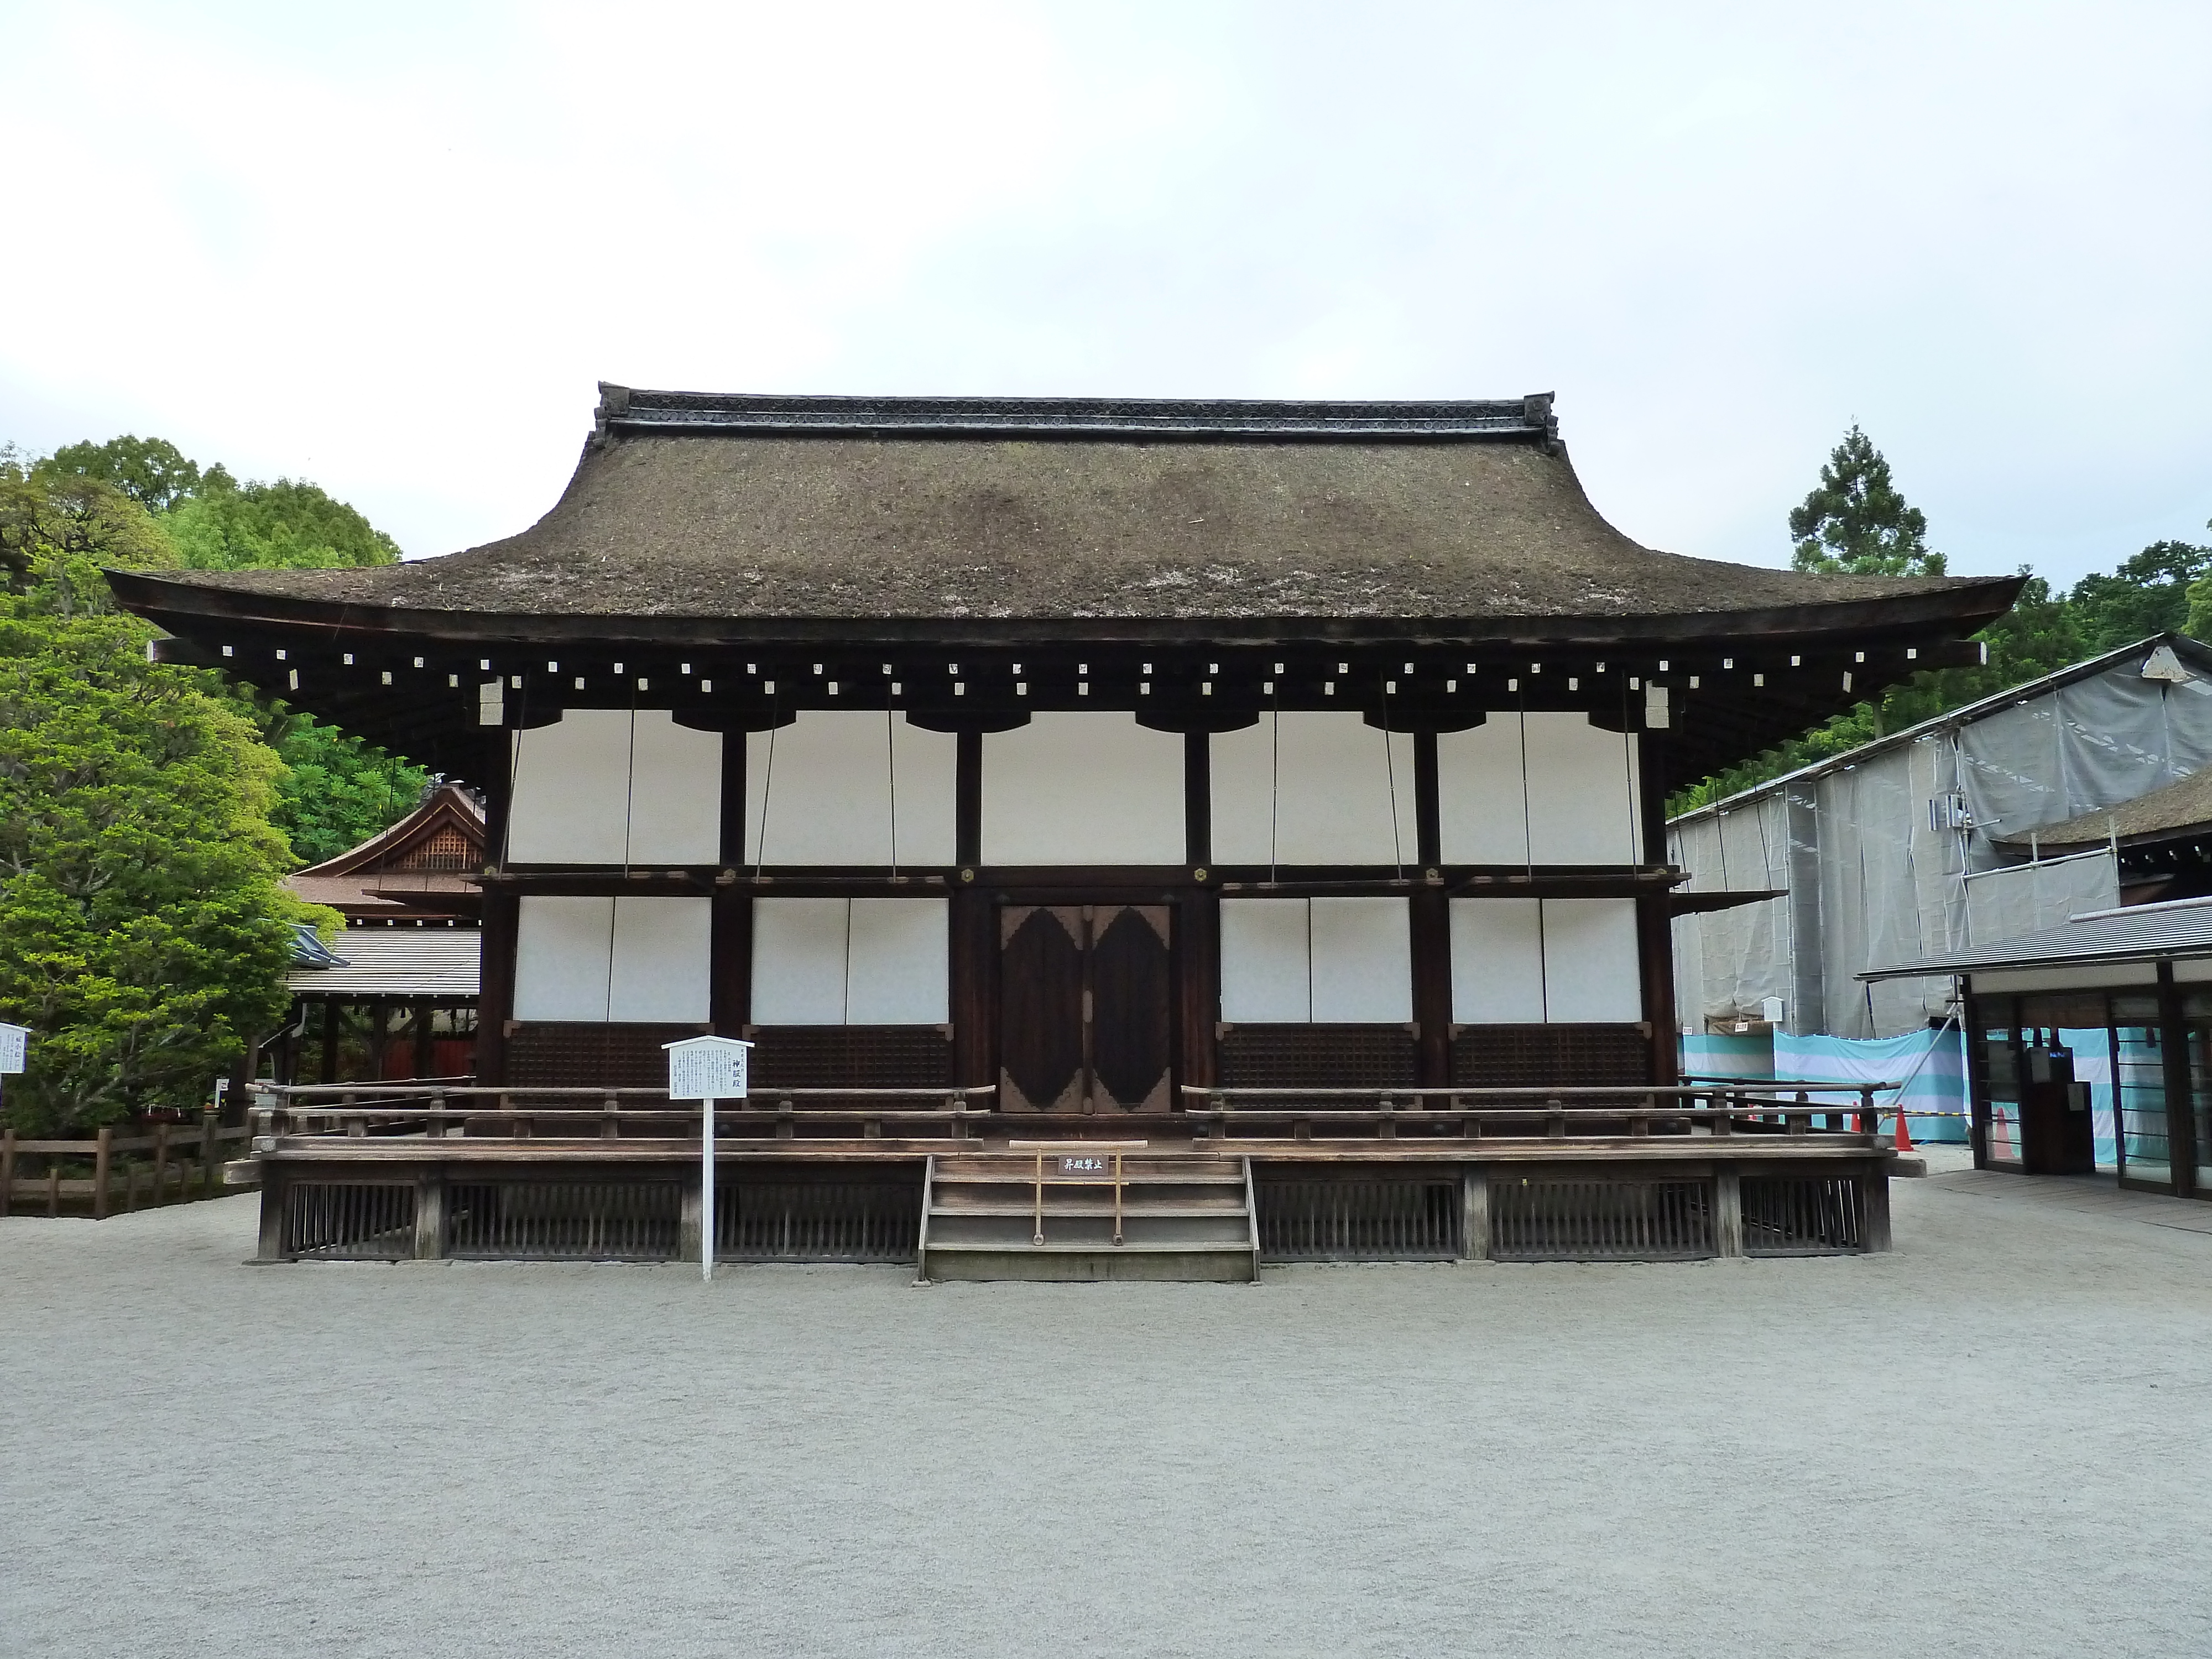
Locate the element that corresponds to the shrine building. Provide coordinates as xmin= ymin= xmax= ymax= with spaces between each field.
xmin=111 ymin=389 xmax=2021 ymax=1276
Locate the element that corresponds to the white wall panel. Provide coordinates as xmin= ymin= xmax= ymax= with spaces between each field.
xmin=1437 ymin=718 xmax=1528 ymax=865
xmin=608 ymin=897 xmax=712 ymax=1021
xmin=750 ymin=898 xmax=851 ymax=1024
xmin=1309 ymin=897 xmax=1412 ymax=1022
xmin=1219 ymin=899 xmax=1312 ymax=1022
xmin=1450 ymin=898 xmax=1547 ymax=1024
xmin=845 ymin=898 xmax=949 ymax=1024
xmin=513 ymin=895 xmax=711 ymax=1023
xmin=1524 ymin=714 xmax=1641 ymax=865
xmin=509 ymin=711 xmax=721 ymax=865
xmin=745 ymin=713 xmax=956 ymax=867
xmin=983 ymin=713 xmax=1184 ymax=865
xmin=1212 ymin=713 xmax=1416 ymax=865
xmin=1541 ymin=898 xmax=1644 ymax=1022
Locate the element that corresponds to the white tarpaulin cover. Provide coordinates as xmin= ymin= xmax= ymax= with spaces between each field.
xmin=1671 ymin=639 xmax=2212 ymax=1038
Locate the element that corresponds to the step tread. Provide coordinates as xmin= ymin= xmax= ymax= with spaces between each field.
xmin=932 ymin=1202 xmax=1248 ymax=1218
xmin=930 ymin=1170 xmax=1246 ymax=1186
xmin=923 ymin=1239 xmax=1256 ymax=1255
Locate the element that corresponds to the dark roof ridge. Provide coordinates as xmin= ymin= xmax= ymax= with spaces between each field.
xmin=595 ymin=383 xmax=1562 ymax=444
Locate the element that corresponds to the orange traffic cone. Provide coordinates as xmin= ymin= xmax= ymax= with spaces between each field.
xmin=1893 ymin=1104 xmax=1915 ymax=1152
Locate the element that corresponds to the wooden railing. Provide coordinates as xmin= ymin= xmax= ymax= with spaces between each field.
xmin=247 ymin=1083 xmax=999 ymax=1145
xmin=1 ymin=1113 xmax=254 ymax=1218
xmin=1007 ymin=1139 xmax=1147 ymax=1245
xmin=1177 ymin=1081 xmax=1898 ymax=1142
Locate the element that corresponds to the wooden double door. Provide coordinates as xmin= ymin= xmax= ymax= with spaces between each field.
xmin=999 ymin=904 xmax=1173 ymax=1113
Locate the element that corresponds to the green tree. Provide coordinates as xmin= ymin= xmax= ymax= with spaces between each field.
xmin=39 ymin=434 xmax=207 ymax=513
xmin=163 ymin=474 xmax=400 ymax=570
xmin=269 ymin=714 xmax=430 ymax=865
xmin=1788 ymin=425 xmax=1945 ymax=576
xmin=0 ymin=494 xmax=330 ymax=1134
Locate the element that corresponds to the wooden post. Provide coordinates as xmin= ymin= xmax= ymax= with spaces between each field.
xmin=200 ymin=1109 xmax=218 ymax=1195
xmin=93 ymin=1126 xmax=112 ymax=1220
xmin=1863 ymin=1162 xmax=1893 ymax=1253
xmin=257 ymin=1173 xmax=286 ymax=1261
xmin=412 ymin=1173 xmax=446 ymax=1260
xmin=1460 ymin=1166 xmax=1489 ymax=1260
xmin=2 ymin=1127 xmax=14 ymax=1217
xmin=153 ymin=1122 xmax=170 ymax=1204
xmin=1713 ymin=1165 xmax=1744 ymax=1258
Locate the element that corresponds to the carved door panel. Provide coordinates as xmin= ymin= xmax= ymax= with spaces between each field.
xmin=998 ymin=904 xmax=1173 ymax=1113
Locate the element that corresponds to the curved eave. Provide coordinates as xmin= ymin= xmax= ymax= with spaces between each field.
xmin=106 ymin=568 xmax=2025 ymax=650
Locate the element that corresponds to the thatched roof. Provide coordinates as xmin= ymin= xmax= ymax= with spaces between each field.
xmin=2011 ymin=764 xmax=2212 ymax=849
xmin=126 ymin=388 xmax=2015 ymax=629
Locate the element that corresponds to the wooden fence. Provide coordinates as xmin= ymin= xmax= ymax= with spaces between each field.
xmin=1 ymin=1113 xmax=253 ymax=1219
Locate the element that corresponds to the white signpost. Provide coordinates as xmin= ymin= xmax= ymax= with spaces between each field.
xmin=664 ymin=1036 xmax=752 ymax=1282
xmin=0 ymin=1022 xmax=25 ymax=1118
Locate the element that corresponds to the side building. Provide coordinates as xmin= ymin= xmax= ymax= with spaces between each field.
xmin=110 ymin=389 xmax=2018 ymax=1271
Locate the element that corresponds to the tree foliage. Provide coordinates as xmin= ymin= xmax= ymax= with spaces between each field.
xmin=1788 ymin=425 xmax=1945 ymax=577
xmin=40 ymin=434 xmax=211 ymax=513
xmin=270 ymin=714 xmax=429 ymax=865
xmin=163 ymin=474 xmax=400 ymax=570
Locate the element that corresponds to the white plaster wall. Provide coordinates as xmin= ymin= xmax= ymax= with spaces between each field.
xmin=1219 ymin=898 xmax=1312 ymax=1022
xmin=1437 ymin=719 xmax=1528 ymax=865
xmin=752 ymin=896 xmax=949 ymax=1025
xmin=513 ymin=895 xmax=711 ymax=1023
xmin=1219 ymin=896 xmax=1410 ymax=1024
xmin=508 ymin=711 xmax=721 ymax=865
xmin=1212 ymin=713 xmax=1417 ymax=865
xmin=983 ymin=713 xmax=1185 ymax=865
xmin=1450 ymin=898 xmax=1547 ymax=1024
xmin=750 ymin=898 xmax=850 ymax=1024
xmin=1438 ymin=714 xmax=1641 ymax=867
xmin=846 ymin=898 xmax=949 ymax=1024
xmin=1541 ymin=898 xmax=1643 ymax=1022
xmin=1309 ymin=896 xmax=1412 ymax=1022
xmin=1524 ymin=714 xmax=1642 ymax=866
xmin=745 ymin=713 xmax=957 ymax=867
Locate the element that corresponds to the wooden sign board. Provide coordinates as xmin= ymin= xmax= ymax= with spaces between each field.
xmin=662 ymin=1036 xmax=751 ymax=1101
xmin=0 ymin=1024 xmax=26 ymax=1075
xmin=1060 ymin=1155 xmax=1109 ymax=1175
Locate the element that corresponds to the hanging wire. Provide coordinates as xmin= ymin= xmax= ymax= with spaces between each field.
xmin=1380 ymin=672 xmax=1404 ymax=878
xmin=751 ymin=687 xmax=780 ymax=881
xmin=498 ymin=670 xmax=530 ymax=871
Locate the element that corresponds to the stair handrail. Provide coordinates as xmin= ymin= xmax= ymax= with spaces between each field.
xmin=1006 ymin=1139 xmax=1149 ymax=1248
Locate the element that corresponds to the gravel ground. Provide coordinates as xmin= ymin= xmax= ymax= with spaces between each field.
xmin=6 ymin=1174 xmax=2211 ymax=1659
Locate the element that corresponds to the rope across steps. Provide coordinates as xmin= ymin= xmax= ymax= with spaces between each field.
xmin=918 ymin=1144 xmax=1260 ymax=1283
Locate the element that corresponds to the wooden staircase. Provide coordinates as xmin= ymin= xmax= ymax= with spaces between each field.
xmin=917 ymin=1145 xmax=1259 ymax=1282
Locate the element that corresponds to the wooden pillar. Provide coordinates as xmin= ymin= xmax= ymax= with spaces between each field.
xmin=257 ymin=1173 xmax=286 ymax=1262
xmin=1411 ymin=886 xmax=1452 ymax=1087
xmin=93 ymin=1126 xmax=112 ymax=1221
xmin=1712 ymin=1165 xmax=1744 ymax=1256
xmin=955 ymin=730 xmax=982 ymax=868
xmin=1637 ymin=892 xmax=1679 ymax=1087
xmin=1459 ymin=1166 xmax=1489 ymax=1260
xmin=1413 ymin=732 xmax=1442 ymax=871
xmin=413 ymin=999 xmax=434 ymax=1079
xmin=319 ymin=999 xmax=338 ymax=1085
xmin=950 ymin=886 xmax=994 ymax=1090
xmin=476 ymin=893 xmax=519 ymax=1086
xmin=1861 ymin=1161 xmax=1893 ymax=1253
xmin=1178 ymin=886 xmax=1220 ymax=1091
xmin=1637 ymin=732 xmax=1668 ymax=866
xmin=711 ymin=722 xmax=750 ymax=1035
xmin=412 ymin=1173 xmax=446 ymax=1260
xmin=1183 ymin=732 xmax=1211 ymax=868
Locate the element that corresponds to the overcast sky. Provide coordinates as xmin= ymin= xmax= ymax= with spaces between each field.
xmin=2 ymin=1 xmax=2206 ymax=587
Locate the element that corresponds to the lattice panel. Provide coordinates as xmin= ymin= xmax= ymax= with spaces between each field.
xmin=1490 ymin=1178 xmax=1713 ymax=1260
xmin=507 ymin=1024 xmax=702 ymax=1089
xmin=748 ymin=1027 xmax=953 ymax=1091
xmin=1220 ymin=1025 xmax=1417 ymax=1090
xmin=1742 ymin=1175 xmax=1865 ymax=1255
xmin=717 ymin=1176 xmax=922 ymax=1262
xmin=1258 ymin=1177 xmax=1460 ymax=1261
xmin=1452 ymin=1024 xmax=1651 ymax=1089
xmin=446 ymin=1181 xmax=681 ymax=1260
xmin=285 ymin=1182 xmax=414 ymax=1260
